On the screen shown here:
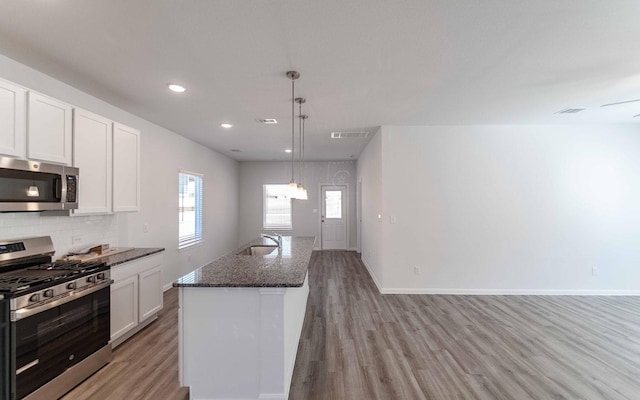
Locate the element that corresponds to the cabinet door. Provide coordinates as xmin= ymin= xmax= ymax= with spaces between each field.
xmin=110 ymin=275 xmax=139 ymax=342
xmin=0 ymin=79 xmax=26 ymax=158
xmin=27 ymin=92 xmax=72 ymax=165
xmin=72 ymin=109 xmax=113 ymax=214
xmin=139 ymin=264 xmax=163 ymax=321
xmin=113 ymin=123 xmax=140 ymax=212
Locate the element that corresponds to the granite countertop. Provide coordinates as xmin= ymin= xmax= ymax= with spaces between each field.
xmin=101 ymin=248 xmax=165 ymax=267
xmin=173 ymin=236 xmax=316 ymax=288
xmin=62 ymin=247 xmax=165 ymax=267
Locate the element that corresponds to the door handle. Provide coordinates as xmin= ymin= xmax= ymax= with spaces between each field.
xmin=321 ymin=216 xmax=325 ymax=223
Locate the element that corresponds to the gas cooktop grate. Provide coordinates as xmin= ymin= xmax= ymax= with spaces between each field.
xmin=0 ymin=261 xmax=107 ymax=293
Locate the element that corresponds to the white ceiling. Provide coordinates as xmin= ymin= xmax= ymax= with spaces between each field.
xmin=0 ymin=0 xmax=639 ymax=161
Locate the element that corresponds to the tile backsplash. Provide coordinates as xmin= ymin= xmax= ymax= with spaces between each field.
xmin=0 ymin=212 xmax=118 ymax=258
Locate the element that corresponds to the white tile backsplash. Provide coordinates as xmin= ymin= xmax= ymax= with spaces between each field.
xmin=0 ymin=213 xmax=119 ymax=258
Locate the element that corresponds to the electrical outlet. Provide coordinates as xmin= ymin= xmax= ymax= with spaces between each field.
xmin=72 ymin=235 xmax=82 ymax=244
xmin=414 ymin=266 xmax=421 ymax=275
xmin=143 ymin=223 xmax=149 ymax=233
xmin=389 ymin=215 xmax=397 ymax=224
xmin=592 ymin=266 xmax=598 ymax=276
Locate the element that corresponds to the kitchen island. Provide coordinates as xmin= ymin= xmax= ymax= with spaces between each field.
xmin=174 ymin=236 xmax=315 ymax=400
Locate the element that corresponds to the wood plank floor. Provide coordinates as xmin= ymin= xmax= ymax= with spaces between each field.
xmin=64 ymin=251 xmax=640 ymax=399
xmin=289 ymin=251 xmax=640 ymax=400
xmin=62 ymin=288 xmax=188 ymax=400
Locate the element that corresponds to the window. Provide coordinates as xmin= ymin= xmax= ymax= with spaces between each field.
xmin=325 ymin=190 xmax=342 ymax=219
xmin=263 ymin=184 xmax=292 ymax=230
xmin=179 ymin=172 xmax=203 ymax=249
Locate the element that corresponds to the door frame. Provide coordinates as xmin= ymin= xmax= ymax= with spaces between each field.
xmin=357 ymin=179 xmax=362 ymax=254
xmin=319 ymin=183 xmax=349 ymax=251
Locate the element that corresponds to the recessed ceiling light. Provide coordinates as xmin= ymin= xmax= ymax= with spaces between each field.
xmin=285 ymin=149 xmax=292 ymax=153
xmin=257 ymin=119 xmax=278 ymax=124
xmin=221 ymin=123 xmax=233 ymax=129
xmin=167 ymin=83 xmax=186 ymax=93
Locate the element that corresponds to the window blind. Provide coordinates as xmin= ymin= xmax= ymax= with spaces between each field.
xmin=179 ymin=172 xmax=203 ymax=249
xmin=263 ymin=184 xmax=292 ymax=230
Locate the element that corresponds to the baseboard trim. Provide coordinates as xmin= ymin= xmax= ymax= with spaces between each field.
xmin=258 ymin=393 xmax=286 ymax=399
xmin=163 ymin=282 xmax=173 ymax=292
xmin=360 ymin=256 xmax=383 ymax=294
xmin=379 ymin=288 xmax=640 ymax=296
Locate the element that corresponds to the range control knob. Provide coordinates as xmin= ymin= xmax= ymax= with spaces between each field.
xmin=97 ymin=273 xmax=106 ymax=281
xmin=43 ymin=289 xmax=54 ymax=298
xmin=67 ymin=282 xmax=77 ymax=290
xmin=29 ymin=293 xmax=41 ymax=303
xmin=87 ymin=275 xmax=96 ymax=283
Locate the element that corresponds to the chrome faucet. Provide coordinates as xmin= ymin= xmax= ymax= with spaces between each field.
xmin=261 ymin=233 xmax=282 ymax=248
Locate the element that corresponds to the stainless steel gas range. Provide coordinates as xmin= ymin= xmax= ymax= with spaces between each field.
xmin=0 ymin=236 xmax=113 ymax=400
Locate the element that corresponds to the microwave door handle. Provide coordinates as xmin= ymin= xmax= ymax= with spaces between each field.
xmin=55 ymin=177 xmax=62 ymax=200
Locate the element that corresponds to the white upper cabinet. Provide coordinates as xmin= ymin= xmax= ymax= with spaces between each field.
xmin=27 ymin=92 xmax=73 ymax=165
xmin=0 ymin=79 xmax=26 ymax=158
xmin=73 ymin=108 xmax=113 ymax=214
xmin=113 ymin=123 xmax=140 ymax=212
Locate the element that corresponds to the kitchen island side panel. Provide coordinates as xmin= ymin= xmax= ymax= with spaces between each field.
xmin=179 ymin=281 xmax=309 ymax=400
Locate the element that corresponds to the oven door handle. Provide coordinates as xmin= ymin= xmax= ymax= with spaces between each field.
xmin=12 ymin=280 xmax=113 ymax=321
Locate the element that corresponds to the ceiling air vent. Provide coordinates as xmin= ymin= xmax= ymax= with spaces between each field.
xmin=556 ymin=108 xmax=586 ymax=114
xmin=600 ymin=99 xmax=640 ymax=107
xmin=330 ymin=131 xmax=370 ymax=139
xmin=257 ymin=118 xmax=278 ymax=124
xmin=230 ymin=149 xmax=242 ymax=152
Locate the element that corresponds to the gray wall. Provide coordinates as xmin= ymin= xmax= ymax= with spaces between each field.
xmin=238 ymin=161 xmax=357 ymax=249
xmin=359 ymin=124 xmax=640 ymax=294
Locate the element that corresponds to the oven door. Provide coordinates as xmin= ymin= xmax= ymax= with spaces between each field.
xmin=13 ymin=284 xmax=110 ymax=399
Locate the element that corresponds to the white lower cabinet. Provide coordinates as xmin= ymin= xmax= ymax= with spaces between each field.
xmin=111 ymin=275 xmax=138 ymax=340
xmin=110 ymin=253 xmax=163 ymax=347
xmin=139 ymin=264 xmax=163 ymax=321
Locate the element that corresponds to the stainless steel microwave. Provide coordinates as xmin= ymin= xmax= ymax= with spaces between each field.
xmin=0 ymin=156 xmax=79 ymax=212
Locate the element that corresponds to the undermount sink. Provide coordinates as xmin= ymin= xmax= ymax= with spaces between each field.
xmin=236 ymin=245 xmax=278 ymax=256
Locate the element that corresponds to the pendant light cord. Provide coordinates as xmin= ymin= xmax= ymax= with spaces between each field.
xmin=302 ymin=115 xmax=306 ymax=186
xmin=299 ymin=101 xmax=303 ymax=186
xmin=291 ymin=76 xmax=295 ymax=182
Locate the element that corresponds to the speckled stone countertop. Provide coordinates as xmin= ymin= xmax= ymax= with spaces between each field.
xmin=102 ymin=248 xmax=164 ymax=267
xmin=173 ymin=236 xmax=316 ymax=288
xmin=71 ymin=248 xmax=164 ymax=267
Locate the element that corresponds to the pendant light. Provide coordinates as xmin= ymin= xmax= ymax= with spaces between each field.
xmin=295 ymin=97 xmax=308 ymax=200
xmin=286 ymin=71 xmax=300 ymax=199
xmin=298 ymin=113 xmax=309 ymax=200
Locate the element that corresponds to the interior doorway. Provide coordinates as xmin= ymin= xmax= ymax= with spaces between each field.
xmin=320 ymin=185 xmax=347 ymax=250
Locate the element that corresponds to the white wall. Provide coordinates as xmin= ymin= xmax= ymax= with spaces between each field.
xmin=359 ymin=124 xmax=640 ymax=294
xmin=0 ymin=53 xmax=239 ymax=287
xmin=356 ymin=129 xmax=384 ymax=290
xmin=238 ymin=161 xmax=357 ymax=249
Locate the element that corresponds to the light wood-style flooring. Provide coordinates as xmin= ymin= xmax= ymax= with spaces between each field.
xmin=289 ymin=251 xmax=640 ymax=399
xmin=64 ymin=251 xmax=640 ymax=399
xmin=62 ymin=288 xmax=188 ymax=400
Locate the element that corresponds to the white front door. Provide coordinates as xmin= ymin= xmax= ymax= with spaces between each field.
xmin=321 ymin=185 xmax=347 ymax=250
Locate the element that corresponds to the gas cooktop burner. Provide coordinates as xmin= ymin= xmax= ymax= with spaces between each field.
xmin=0 ymin=260 xmax=107 ymax=293
xmin=26 ymin=259 xmax=104 ymax=271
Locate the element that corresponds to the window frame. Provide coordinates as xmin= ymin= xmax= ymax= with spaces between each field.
xmin=178 ymin=170 xmax=204 ymax=250
xmin=263 ymin=184 xmax=293 ymax=230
